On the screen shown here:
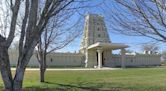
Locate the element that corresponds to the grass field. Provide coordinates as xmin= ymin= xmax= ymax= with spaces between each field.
xmin=0 ymin=68 xmax=166 ymax=91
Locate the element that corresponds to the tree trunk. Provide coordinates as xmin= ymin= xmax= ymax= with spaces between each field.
xmin=39 ymin=55 xmax=46 ymax=82
xmin=40 ymin=50 xmax=47 ymax=82
xmin=13 ymin=66 xmax=25 ymax=91
xmin=0 ymin=57 xmax=13 ymax=91
xmin=40 ymin=65 xmax=46 ymax=82
xmin=0 ymin=59 xmax=13 ymax=91
xmin=36 ymin=38 xmax=47 ymax=82
xmin=0 ymin=36 xmax=13 ymax=91
xmin=12 ymin=39 xmax=38 ymax=91
xmin=0 ymin=69 xmax=13 ymax=91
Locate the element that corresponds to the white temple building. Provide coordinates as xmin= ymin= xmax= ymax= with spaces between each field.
xmin=79 ymin=14 xmax=128 ymax=68
xmin=9 ymin=14 xmax=161 ymax=68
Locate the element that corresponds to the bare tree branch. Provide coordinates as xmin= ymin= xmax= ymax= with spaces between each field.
xmin=106 ymin=0 xmax=166 ymax=42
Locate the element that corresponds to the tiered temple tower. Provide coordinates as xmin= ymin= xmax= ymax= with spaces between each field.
xmin=80 ymin=14 xmax=111 ymax=53
xmin=80 ymin=14 xmax=128 ymax=68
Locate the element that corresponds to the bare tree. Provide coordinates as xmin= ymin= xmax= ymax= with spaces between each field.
xmin=0 ymin=0 xmax=106 ymax=90
xmin=36 ymin=13 xmax=82 ymax=82
xmin=0 ymin=0 xmax=77 ymax=90
xmin=35 ymin=0 xmax=105 ymax=83
xmin=125 ymin=49 xmax=134 ymax=53
xmin=106 ymin=0 xmax=166 ymax=42
xmin=141 ymin=43 xmax=159 ymax=52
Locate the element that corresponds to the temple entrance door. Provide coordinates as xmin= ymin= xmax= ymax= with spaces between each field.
xmin=96 ymin=52 xmax=98 ymax=65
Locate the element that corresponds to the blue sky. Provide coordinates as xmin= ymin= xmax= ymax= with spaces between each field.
xmin=57 ymin=0 xmax=166 ymax=53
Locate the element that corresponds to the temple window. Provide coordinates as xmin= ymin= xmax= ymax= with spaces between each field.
xmin=50 ymin=58 xmax=53 ymax=62
xmin=98 ymin=27 xmax=100 ymax=31
xmin=98 ymin=34 xmax=101 ymax=37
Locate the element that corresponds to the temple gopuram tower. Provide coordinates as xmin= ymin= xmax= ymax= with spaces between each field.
xmin=80 ymin=14 xmax=128 ymax=68
xmin=80 ymin=14 xmax=111 ymax=53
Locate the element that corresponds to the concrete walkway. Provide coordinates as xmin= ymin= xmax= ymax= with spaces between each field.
xmin=11 ymin=68 xmax=121 ymax=71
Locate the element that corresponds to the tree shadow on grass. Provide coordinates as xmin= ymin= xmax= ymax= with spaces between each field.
xmin=24 ymin=81 xmax=129 ymax=91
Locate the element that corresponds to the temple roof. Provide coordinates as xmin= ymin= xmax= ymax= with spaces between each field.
xmin=88 ymin=42 xmax=129 ymax=50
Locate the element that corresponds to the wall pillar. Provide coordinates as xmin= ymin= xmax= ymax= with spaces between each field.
xmin=97 ymin=49 xmax=103 ymax=68
xmin=85 ymin=49 xmax=88 ymax=67
xmin=121 ymin=48 xmax=126 ymax=68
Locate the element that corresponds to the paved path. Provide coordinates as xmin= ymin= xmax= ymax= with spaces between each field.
xmin=11 ymin=68 xmax=121 ymax=71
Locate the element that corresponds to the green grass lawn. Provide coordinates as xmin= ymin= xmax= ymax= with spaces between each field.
xmin=0 ymin=68 xmax=166 ymax=91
